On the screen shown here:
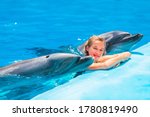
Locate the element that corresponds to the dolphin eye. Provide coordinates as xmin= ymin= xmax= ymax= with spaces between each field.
xmin=45 ymin=55 xmax=49 ymax=58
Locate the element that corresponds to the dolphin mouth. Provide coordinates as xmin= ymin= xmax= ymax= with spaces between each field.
xmin=136 ymin=33 xmax=143 ymax=38
xmin=117 ymin=33 xmax=143 ymax=44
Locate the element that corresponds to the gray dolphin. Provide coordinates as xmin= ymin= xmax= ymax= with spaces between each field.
xmin=78 ymin=31 xmax=143 ymax=54
xmin=0 ymin=53 xmax=93 ymax=77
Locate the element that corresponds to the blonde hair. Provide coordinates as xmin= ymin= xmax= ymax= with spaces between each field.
xmin=84 ymin=35 xmax=106 ymax=55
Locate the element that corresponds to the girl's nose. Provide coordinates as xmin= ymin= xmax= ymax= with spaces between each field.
xmin=96 ymin=51 xmax=101 ymax=55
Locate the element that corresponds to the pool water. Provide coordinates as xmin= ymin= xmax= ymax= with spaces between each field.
xmin=0 ymin=0 xmax=150 ymax=100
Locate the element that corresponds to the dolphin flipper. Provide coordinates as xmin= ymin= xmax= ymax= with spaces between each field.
xmin=27 ymin=45 xmax=82 ymax=57
xmin=26 ymin=47 xmax=63 ymax=56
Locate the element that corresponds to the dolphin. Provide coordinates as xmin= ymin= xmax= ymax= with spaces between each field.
xmin=0 ymin=53 xmax=93 ymax=77
xmin=78 ymin=31 xmax=143 ymax=54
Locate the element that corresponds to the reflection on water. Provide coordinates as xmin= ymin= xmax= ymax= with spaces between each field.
xmin=0 ymin=73 xmax=76 ymax=100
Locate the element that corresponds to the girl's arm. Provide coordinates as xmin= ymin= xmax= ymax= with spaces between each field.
xmin=95 ymin=54 xmax=118 ymax=62
xmin=89 ymin=52 xmax=131 ymax=70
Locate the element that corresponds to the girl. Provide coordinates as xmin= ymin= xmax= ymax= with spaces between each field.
xmin=84 ymin=35 xmax=131 ymax=70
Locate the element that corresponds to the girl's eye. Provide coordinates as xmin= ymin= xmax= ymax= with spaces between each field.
xmin=93 ymin=48 xmax=98 ymax=50
xmin=99 ymin=49 xmax=103 ymax=51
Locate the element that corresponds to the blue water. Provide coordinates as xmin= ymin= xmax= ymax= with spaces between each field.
xmin=0 ymin=0 xmax=150 ymax=99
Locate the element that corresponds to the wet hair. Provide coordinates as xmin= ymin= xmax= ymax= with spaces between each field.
xmin=84 ymin=35 xmax=106 ymax=55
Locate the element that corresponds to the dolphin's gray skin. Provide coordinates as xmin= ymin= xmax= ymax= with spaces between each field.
xmin=0 ymin=53 xmax=93 ymax=77
xmin=78 ymin=31 xmax=143 ymax=54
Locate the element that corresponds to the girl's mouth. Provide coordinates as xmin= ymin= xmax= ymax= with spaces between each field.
xmin=93 ymin=55 xmax=99 ymax=59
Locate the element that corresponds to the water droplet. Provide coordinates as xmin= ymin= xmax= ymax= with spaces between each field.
xmin=77 ymin=38 xmax=82 ymax=41
xmin=14 ymin=22 xmax=17 ymax=25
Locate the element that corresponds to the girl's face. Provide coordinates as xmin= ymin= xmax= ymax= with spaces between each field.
xmin=86 ymin=40 xmax=105 ymax=60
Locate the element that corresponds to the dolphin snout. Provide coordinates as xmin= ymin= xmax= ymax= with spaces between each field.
xmin=132 ymin=33 xmax=143 ymax=41
xmin=70 ymin=55 xmax=81 ymax=65
xmin=77 ymin=56 xmax=94 ymax=65
xmin=136 ymin=33 xmax=143 ymax=38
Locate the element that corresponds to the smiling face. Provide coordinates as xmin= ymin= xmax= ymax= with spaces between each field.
xmin=85 ymin=36 xmax=105 ymax=60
